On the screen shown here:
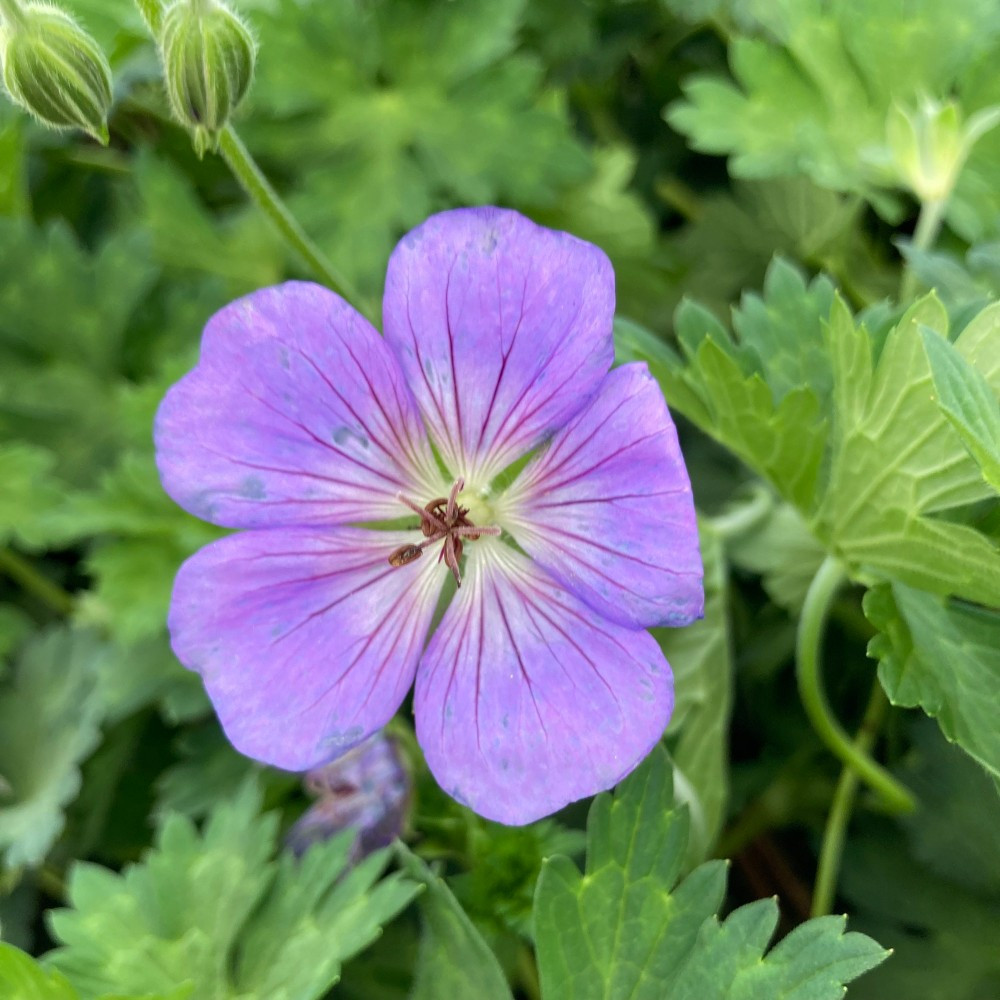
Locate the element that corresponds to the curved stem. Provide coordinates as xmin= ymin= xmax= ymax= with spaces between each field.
xmin=795 ymin=556 xmax=915 ymax=814
xmin=899 ymin=196 xmax=946 ymax=301
xmin=217 ymin=128 xmax=375 ymax=319
xmin=0 ymin=548 xmax=75 ymax=616
xmin=705 ymin=485 xmax=772 ymax=541
xmin=811 ymin=681 xmax=889 ymax=916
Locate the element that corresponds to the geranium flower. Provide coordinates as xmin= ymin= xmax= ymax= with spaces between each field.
xmin=155 ymin=207 xmax=703 ymax=825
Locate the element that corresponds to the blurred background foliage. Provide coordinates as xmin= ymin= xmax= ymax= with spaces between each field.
xmin=1 ymin=1 xmax=999 ymax=998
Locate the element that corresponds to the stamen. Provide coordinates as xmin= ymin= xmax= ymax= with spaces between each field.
xmin=389 ymin=479 xmax=499 ymax=587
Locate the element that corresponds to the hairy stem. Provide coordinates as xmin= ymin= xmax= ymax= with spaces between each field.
xmin=0 ymin=548 xmax=75 ymax=616
xmin=217 ymin=128 xmax=374 ymax=318
xmin=899 ymin=196 xmax=947 ymax=301
xmin=811 ymin=681 xmax=889 ymax=916
xmin=796 ymin=556 xmax=915 ymax=813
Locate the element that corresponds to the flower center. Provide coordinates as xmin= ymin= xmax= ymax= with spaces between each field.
xmin=387 ymin=478 xmax=501 ymax=587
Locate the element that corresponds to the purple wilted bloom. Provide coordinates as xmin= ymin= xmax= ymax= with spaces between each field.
xmin=286 ymin=733 xmax=410 ymax=862
xmin=155 ymin=207 xmax=703 ymax=825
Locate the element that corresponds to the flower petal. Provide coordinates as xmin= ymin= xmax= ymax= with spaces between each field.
xmin=382 ymin=208 xmax=615 ymax=485
xmin=413 ymin=540 xmax=673 ymax=825
xmin=500 ymin=364 xmax=703 ymax=629
xmin=155 ymin=282 xmax=442 ymax=529
xmin=169 ymin=527 xmax=444 ymax=771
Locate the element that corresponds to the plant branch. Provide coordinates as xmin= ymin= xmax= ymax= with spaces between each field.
xmin=795 ymin=555 xmax=915 ymax=814
xmin=811 ymin=681 xmax=889 ymax=916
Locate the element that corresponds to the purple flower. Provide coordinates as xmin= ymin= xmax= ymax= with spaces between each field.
xmin=285 ymin=732 xmax=410 ymax=862
xmin=155 ymin=207 xmax=703 ymax=825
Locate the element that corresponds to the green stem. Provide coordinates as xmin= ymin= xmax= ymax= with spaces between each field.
xmin=899 ymin=196 xmax=946 ymax=301
xmin=0 ymin=548 xmax=75 ymax=616
xmin=705 ymin=485 xmax=772 ymax=541
xmin=795 ymin=556 xmax=915 ymax=813
xmin=217 ymin=127 xmax=374 ymax=319
xmin=811 ymin=681 xmax=889 ymax=916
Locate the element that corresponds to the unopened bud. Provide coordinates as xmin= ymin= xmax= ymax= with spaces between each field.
xmin=0 ymin=2 xmax=112 ymax=144
xmin=160 ymin=0 xmax=255 ymax=157
xmin=885 ymin=97 xmax=1000 ymax=205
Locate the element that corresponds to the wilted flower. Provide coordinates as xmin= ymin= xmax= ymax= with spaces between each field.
xmin=285 ymin=732 xmax=410 ymax=862
xmin=156 ymin=207 xmax=703 ymax=825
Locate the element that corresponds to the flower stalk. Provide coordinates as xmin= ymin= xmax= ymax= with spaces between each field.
xmin=0 ymin=548 xmax=75 ymax=616
xmin=795 ymin=555 xmax=914 ymax=814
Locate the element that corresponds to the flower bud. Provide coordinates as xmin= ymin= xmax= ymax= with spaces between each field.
xmin=160 ymin=0 xmax=255 ymax=157
xmin=285 ymin=733 xmax=411 ymax=863
xmin=885 ymin=97 xmax=1000 ymax=205
xmin=0 ymin=2 xmax=112 ymax=144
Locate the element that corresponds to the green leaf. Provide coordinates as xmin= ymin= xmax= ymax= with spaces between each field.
xmin=921 ymin=324 xmax=1000 ymax=489
xmin=865 ymin=582 xmax=1000 ymax=781
xmin=0 ymin=444 xmax=66 ymax=550
xmin=0 ymin=218 xmax=156 ymax=485
xmin=46 ymin=782 xmax=415 ymax=1000
xmin=660 ymin=524 xmax=733 ymax=856
xmin=0 ymin=942 xmax=77 ymax=1000
xmin=533 ymin=747 xmax=887 ymax=999
xmin=397 ymin=845 xmax=513 ymax=1000
xmin=0 ymin=942 xmax=187 ymax=1000
xmin=666 ymin=0 xmax=1000 ymax=227
xmin=615 ymin=259 xmax=831 ymax=508
xmin=0 ymin=628 xmax=106 ymax=869
xmin=243 ymin=0 xmax=590 ymax=293
xmin=816 ymin=297 xmax=1000 ymax=604
xmin=840 ymin=722 xmax=1000 ymax=1000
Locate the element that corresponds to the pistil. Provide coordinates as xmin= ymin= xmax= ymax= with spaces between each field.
xmin=387 ymin=478 xmax=501 ymax=586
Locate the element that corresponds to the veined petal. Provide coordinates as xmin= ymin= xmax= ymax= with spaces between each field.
xmin=500 ymin=364 xmax=703 ymax=629
xmin=155 ymin=282 xmax=442 ymax=529
xmin=169 ymin=527 xmax=444 ymax=771
xmin=382 ymin=208 xmax=615 ymax=486
xmin=413 ymin=540 xmax=673 ymax=825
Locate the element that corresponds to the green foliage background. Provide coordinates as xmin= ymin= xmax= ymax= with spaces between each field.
xmin=0 ymin=0 xmax=998 ymax=997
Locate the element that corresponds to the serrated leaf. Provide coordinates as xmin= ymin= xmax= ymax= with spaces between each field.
xmin=533 ymin=747 xmax=887 ymax=999
xmin=47 ymin=782 xmax=414 ymax=1000
xmin=816 ymin=297 xmax=1000 ymax=604
xmin=921 ymin=325 xmax=1000 ymax=489
xmin=0 ymin=942 xmax=187 ymax=1000
xmin=615 ymin=260 xmax=831 ymax=508
xmin=234 ymin=842 xmax=418 ymax=999
xmin=242 ymin=0 xmax=590 ymax=293
xmin=0 ymin=628 xmax=106 ymax=869
xmin=660 ymin=524 xmax=733 ymax=856
xmin=865 ymin=582 xmax=1000 ymax=780
xmin=666 ymin=0 xmax=1000 ymax=229
xmin=398 ymin=846 xmax=513 ymax=1000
